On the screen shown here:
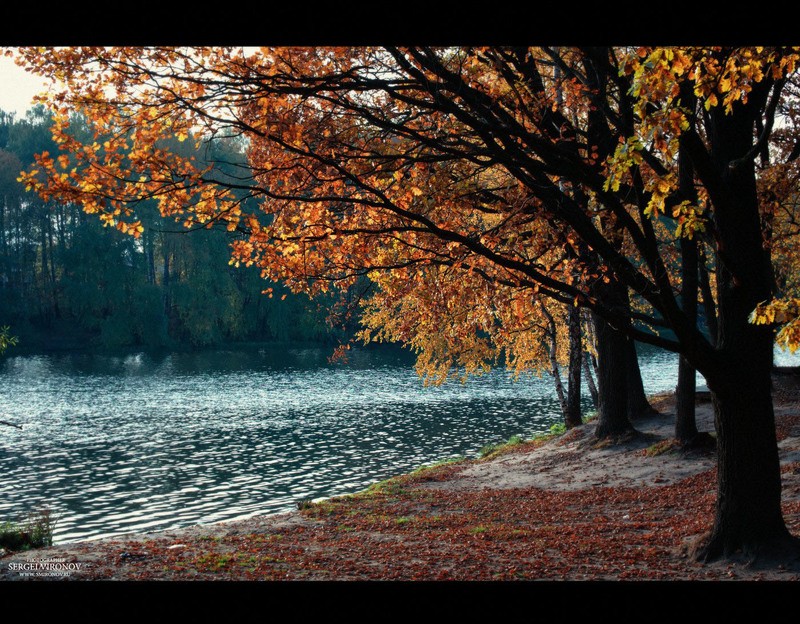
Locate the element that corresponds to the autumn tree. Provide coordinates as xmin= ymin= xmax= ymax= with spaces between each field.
xmin=11 ymin=45 xmax=800 ymax=562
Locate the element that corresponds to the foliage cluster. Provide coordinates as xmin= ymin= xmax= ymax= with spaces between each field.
xmin=0 ymin=325 xmax=17 ymax=355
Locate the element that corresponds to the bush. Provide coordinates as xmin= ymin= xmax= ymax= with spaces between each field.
xmin=0 ymin=507 xmax=57 ymax=552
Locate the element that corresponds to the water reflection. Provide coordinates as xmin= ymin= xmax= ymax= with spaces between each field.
xmin=0 ymin=343 xmax=741 ymax=544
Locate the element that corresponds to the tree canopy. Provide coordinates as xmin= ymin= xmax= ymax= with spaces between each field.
xmin=10 ymin=45 xmax=800 ymax=562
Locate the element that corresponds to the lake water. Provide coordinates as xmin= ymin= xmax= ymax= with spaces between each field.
xmin=0 ymin=343 xmax=795 ymax=544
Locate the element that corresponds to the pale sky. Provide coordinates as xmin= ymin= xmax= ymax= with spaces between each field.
xmin=0 ymin=52 xmax=49 ymax=117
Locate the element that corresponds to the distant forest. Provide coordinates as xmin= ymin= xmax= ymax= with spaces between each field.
xmin=0 ymin=107 xmax=353 ymax=351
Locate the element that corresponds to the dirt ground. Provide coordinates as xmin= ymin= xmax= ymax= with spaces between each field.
xmin=2 ymin=381 xmax=800 ymax=582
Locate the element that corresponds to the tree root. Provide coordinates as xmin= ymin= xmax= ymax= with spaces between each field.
xmin=590 ymin=427 xmax=640 ymax=448
xmin=630 ymin=406 xmax=660 ymax=420
xmin=689 ymin=530 xmax=800 ymax=570
xmin=678 ymin=431 xmax=716 ymax=452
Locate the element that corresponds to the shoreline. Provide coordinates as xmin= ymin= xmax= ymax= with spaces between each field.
xmin=2 ymin=387 xmax=800 ymax=581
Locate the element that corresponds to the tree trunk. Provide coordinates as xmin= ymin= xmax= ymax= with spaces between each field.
xmin=542 ymin=303 xmax=577 ymax=428
xmin=626 ymin=338 xmax=656 ymax=419
xmin=46 ymin=208 xmax=60 ymax=319
xmin=583 ymin=354 xmax=598 ymax=407
xmin=619 ymin=287 xmax=655 ymax=420
xmin=145 ymin=230 xmax=156 ymax=286
xmin=548 ymin=348 xmax=569 ymax=425
xmin=162 ymin=236 xmax=172 ymax=320
xmin=0 ymin=195 xmax=7 ymax=260
xmin=675 ymin=141 xmax=700 ymax=443
xmin=592 ymin=280 xmax=636 ymax=439
xmin=565 ymin=304 xmax=583 ymax=428
xmin=675 ymin=355 xmax=699 ymax=443
xmin=697 ymin=244 xmax=717 ymax=346
xmin=696 ymin=92 xmax=797 ymax=561
xmin=675 ymin=233 xmax=704 ymax=444
xmin=582 ymin=310 xmax=600 ymax=380
xmin=702 ymin=373 xmax=794 ymax=560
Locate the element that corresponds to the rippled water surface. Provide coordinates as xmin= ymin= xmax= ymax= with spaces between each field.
xmin=0 ymin=343 xmax=788 ymax=544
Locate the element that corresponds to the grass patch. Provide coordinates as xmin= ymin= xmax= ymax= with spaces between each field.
xmin=195 ymin=552 xmax=232 ymax=571
xmin=644 ymin=439 xmax=680 ymax=457
xmin=194 ymin=551 xmax=267 ymax=573
xmin=298 ymin=499 xmax=340 ymax=517
xmin=0 ymin=507 xmax=58 ymax=553
xmin=478 ymin=434 xmax=526 ymax=459
xmin=409 ymin=456 xmax=466 ymax=476
xmin=359 ymin=476 xmax=409 ymax=498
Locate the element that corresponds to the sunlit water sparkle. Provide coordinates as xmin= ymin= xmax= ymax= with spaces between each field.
xmin=1 ymin=344 xmax=794 ymax=544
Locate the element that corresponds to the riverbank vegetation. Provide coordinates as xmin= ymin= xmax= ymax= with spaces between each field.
xmin=0 ymin=507 xmax=56 ymax=553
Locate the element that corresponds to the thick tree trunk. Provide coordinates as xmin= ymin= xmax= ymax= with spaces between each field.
xmin=565 ymin=304 xmax=583 ymax=428
xmin=696 ymin=92 xmax=797 ymax=561
xmin=702 ymin=372 xmax=794 ymax=560
xmin=620 ymin=286 xmax=655 ymax=420
xmin=675 ymin=356 xmax=699 ymax=442
xmin=592 ymin=280 xmax=636 ymax=439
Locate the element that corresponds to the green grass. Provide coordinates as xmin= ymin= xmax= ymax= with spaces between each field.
xmin=195 ymin=553 xmax=232 ymax=570
xmin=478 ymin=433 xmax=528 ymax=459
xmin=409 ymin=456 xmax=466 ymax=476
xmin=0 ymin=507 xmax=58 ymax=552
xmin=477 ymin=422 xmax=584 ymax=460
